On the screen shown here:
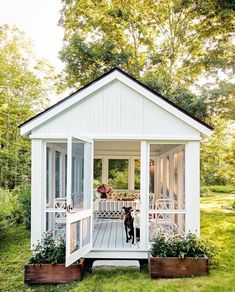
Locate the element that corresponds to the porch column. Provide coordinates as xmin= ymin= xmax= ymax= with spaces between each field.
xmin=31 ymin=139 xmax=45 ymax=246
xmin=102 ymin=157 xmax=108 ymax=184
xmin=185 ymin=141 xmax=200 ymax=235
xmin=140 ymin=140 xmax=149 ymax=249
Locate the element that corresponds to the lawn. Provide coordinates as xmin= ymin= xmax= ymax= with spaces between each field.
xmin=0 ymin=192 xmax=234 ymax=292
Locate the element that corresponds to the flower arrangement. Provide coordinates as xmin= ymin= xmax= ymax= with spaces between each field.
xmin=96 ymin=183 xmax=113 ymax=199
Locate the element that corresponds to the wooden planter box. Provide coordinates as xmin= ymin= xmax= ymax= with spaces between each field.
xmin=148 ymin=253 xmax=208 ymax=278
xmin=24 ymin=260 xmax=84 ymax=284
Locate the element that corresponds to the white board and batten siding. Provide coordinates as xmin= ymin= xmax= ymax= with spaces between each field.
xmin=30 ymin=80 xmax=201 ymax=140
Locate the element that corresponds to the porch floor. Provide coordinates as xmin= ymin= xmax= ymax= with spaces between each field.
xmin=93 ymin=219 xmax=138 ymax=249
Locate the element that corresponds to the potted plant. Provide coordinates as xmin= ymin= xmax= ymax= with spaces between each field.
xmin=149 ymin=233 xmax=216 ymax=278
xmin=24 ymin=234 xmax=84 ymax=284
xmin=96 ymin=183 xmax=113 ymax=199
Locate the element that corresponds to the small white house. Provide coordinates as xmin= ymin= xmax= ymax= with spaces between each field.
xmin=20 ymin=68 xmax=212 ymax=267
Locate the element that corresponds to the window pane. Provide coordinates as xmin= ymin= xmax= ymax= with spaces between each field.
xmin=64 ymin=154 xmax=67 ymax=196
xmin=70 ymin=220 xmax=80 ymax=254
xmin=108 ymin=159 xmax=128 ymax=189
xmin=174 ymin=153 xmax=178 ymax=201
xmin=135 ymin=159 xmax=140 ymax=190
xmin=55 ymin=151 xmax=61 ymax=198
xmin=82 ymin=217 xmax=90 ymax=247
xmin=94 ymin=159 xmax=102 ymax=186
xmin=46 ymin=211 xmax=66 ymax=240
xmin=160 ymin=158 xmax=164 ymax=195
xmin=149 ymin=159 xmax=155 ymax=193
xmin=71 ymin=139 xmax=84 ymax=209
xmin=166 ymin=157 xmax=170 ymax=196
xmin=46 ymin=147 xmax=51 ymax=204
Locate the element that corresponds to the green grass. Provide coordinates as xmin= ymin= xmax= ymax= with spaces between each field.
xmin=0 ymin=192 xmax=234 ymax=291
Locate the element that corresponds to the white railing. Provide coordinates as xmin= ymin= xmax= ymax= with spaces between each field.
xmin=94 ymin=199 xmax=140 ymax=219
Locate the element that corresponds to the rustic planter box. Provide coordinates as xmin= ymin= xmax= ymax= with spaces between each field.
xmin=24 ymin=260 xmax=84 ymax=284
xmin=148 ymin=253 xmax=208 ymax=278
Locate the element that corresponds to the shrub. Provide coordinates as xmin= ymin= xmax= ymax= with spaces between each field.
xmin=200 ymin=186 xmax=213 ymax=197
xmin=16 ymin=183 xmax=31 ymax=229
xmin=29 ymin=234 xmax=65 ymax=264
xmin=200 ymin=185 xmax=235 ymax=196
xmin=0 ymin=183 xmax=31 ymax=231
xmin=207 ymin=185 xmax=235 ymax=193
xmin=151 ymin=233 xmax=217 ymax=260
xmin=0 ymin=188 xmax=22 ymax=227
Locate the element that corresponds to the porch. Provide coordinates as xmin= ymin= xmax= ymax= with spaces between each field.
xmin=42 ymin=138 xmax=196 ymax=256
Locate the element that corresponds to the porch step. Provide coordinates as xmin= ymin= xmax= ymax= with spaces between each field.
xmin=92 ymin=260 xmax=140 ymax=273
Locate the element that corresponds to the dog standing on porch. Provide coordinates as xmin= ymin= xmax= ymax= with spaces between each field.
xmin=122 ymin=207 xmax=134 ymax=244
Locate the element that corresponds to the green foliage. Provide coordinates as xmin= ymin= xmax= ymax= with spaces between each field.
xmin=0 ymin=183 xmax=31 ymax=232
xmin=201 ymin=185 xmax=235 ymax=197
xmin=57 ymin=1 xmax=235 ymax=188
xmin=58 ymin=0 xmax=234 ymax=121
xmin=29 ymin=234 xmax=65 ymax=264
xmin=200 ymin=186 xmax=213 ymax=197
xmin=0 ymin=25 xmax=53 ymax=189
xmin=108 ymin=159 xmax=129 ymax=189
xmin=151 ymin=233 xmax=217 ymax=260
xmin=15 ymin=183 xmax=31 ymax=229
xmin=208 ymin=185 xmax=235 ymax=194
xmin=0 ymin=188 xmax=23 ymax=229
xmin=201 ymin=117 xmax=234 ymax=186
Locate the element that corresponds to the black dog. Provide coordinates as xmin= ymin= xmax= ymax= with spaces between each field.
xmin=122 ymin=207 xmax=134 ymax=244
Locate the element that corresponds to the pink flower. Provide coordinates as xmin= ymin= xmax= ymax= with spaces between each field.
xmin=97 ymin=184 xmax=113 ymax=194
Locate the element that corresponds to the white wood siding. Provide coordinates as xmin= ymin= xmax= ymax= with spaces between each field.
xmin=32 ymin=80 xmax=200 ymax=139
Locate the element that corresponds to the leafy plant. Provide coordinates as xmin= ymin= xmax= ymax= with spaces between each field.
xmin=207 ymin=185 xmax=235 ymax=194
xmin=151 ymin=233 xmax=217 ymax=260
xmin=200 ymin=186 xmax=213 ymax=197
xmin=29 ymin=234 xmax=65 ymax=264
xmin=0 ymin=183 xmax=31 ymax=232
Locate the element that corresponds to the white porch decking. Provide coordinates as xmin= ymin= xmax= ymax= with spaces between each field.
xmin=93 ymin=219 xmax=138 ymax=249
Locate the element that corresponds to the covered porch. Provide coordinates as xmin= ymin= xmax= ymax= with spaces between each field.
xmin=42 ymin=138 xmax=198 ymax=252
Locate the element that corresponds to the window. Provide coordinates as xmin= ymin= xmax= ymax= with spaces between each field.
xmin=174 ymin=153 xmax=178 ymax=200
xmin=108 ymin=159 xmax=128 ymax=189
xmin=160 ymin=158 xmax=164 ymax=195
xmin=64 ymin=154 xmax=67 ymax=196
xmin=94 ymin=159 xmax=102 ymax=186
xmin=166 ymin=156 xmax=170 ymax=196
xmin=46 ymin=147 xmax=51 ymax=204
xmin=149 ymin=159 xmax=155 ymax=193
xmin=134 ymin=159 xmax=140 ymax=190
xmin=55 ymin=151 xmax=61 ymax=198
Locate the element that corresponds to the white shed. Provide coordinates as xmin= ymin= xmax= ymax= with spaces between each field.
xmin=20 ymin=68 xmax=212 ymax=266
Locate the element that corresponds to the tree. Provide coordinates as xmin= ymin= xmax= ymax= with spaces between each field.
xmin=58 ymin=1 xmax=235 ymax=186
xmin=200 ymin=116 xmax=234 ymax=186
xmin=58 ymin=0 xmax=234 ymax=120
xmin=59 ymin=0 xmax=234 ymax=87
xmin=0 ymin=25 xmax=53 ymax=188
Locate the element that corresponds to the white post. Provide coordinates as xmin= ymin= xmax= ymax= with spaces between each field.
xmin=156 ymin=156 xmax=161 ymax=199
xmin=31 ymin=139 xmax=45 ymax=247
xmin=102 ymin=157 xmax=108 ymax=184
xmin=129 ymin=157 xmax=135 ymax=190
xmin=169 ymin=153 xmax=174 ymax=201
xmin=185 ymin=141 xmax=200 ymax=235
xmin=140 ymin=140 xmax=149 ymax=249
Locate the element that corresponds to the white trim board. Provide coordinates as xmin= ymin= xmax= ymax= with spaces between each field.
xmin=20 ymin=69 xmax=212 ymax=137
